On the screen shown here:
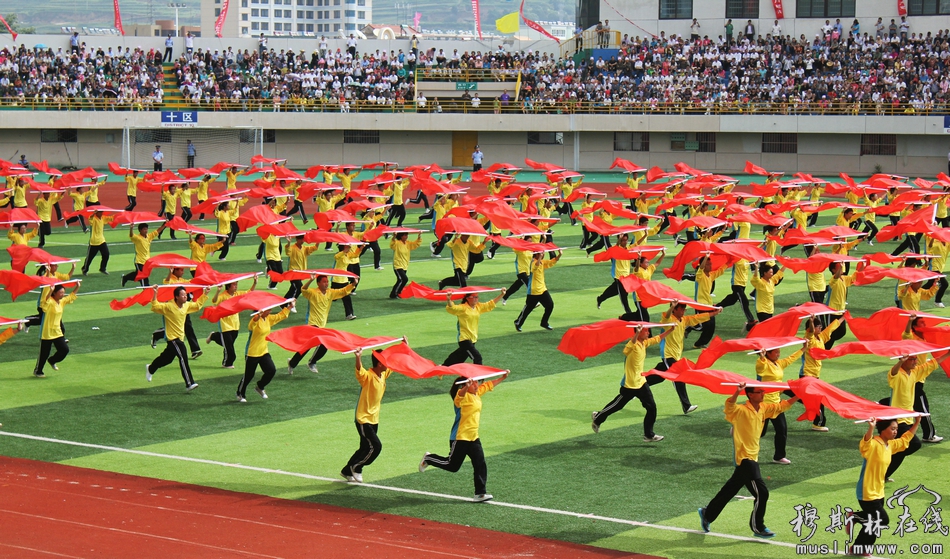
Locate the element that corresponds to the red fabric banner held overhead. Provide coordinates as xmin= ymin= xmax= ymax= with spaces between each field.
xmin=898 ymin=0 xmax=908 ymax=16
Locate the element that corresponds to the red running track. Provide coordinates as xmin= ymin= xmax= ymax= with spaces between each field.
xmin=0 ymin=456 xmax=652 ymax=559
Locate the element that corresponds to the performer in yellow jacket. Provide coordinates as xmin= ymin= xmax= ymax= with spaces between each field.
xmin=699 ymin=383 xmax=798 ymax=538
xmin=419 ymin=373 xmax=510 ymax=502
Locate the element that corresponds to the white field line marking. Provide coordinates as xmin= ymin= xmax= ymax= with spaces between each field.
xmin=1 ymin=481 xmax=477 ymax=559
xmin=0 ymin=509 xmax=285 ymax=559
xmin=0 ymin=431 xmax=798 ymax=549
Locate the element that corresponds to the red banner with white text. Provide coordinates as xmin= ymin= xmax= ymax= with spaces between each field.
xmin=898 ymin=0 xmax=907 ymax=16
xmin=215 ymin=0 xmax=231 ymax=38
xmin=772 ymin=0 xmax=784 ymax=19
xmin=114 ymin=0 xmax=125 ymax=35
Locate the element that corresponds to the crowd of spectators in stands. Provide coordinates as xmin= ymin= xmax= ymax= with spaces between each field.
xmin=0 ymin=43 xmax=165 ymax=109
xmin=6 ymin=19 xmax=950 ymax=115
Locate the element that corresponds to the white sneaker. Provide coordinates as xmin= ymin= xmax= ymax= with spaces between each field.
xmin=290 ymin=305 xmax=297 ymax=313
xmin=350 ymin=467 xmax=363 ymax=483
xmin=591 ymin=411 xmax=600 ymax=434
xmin=473 ymin=494 xmax=494 ymax=502
xmin=186 ymin=383 xmax=199 ymax=391
xmin=255 ymin=386 xmax=268 ymax=399
xmin=811 ymin=426 xmax=829 ymax=432
xmin=935 ymin=302 xmax=946 ymax=308
xmin=644 ymin=434 xmax=664 ymax=442
xmin=419 ymin=452 xmax=430 ymax=472
xmin=236 ymin=394 xmax=246 ymax=403
xmin=256 ymin=258 xmax=262 ymax=263
xmin=342 ymin=473 xmax=356 ymax=482
xmin=345 ymin=314 xmax=357 ymax=320
xmin=501 ymin=298 xmax=507 ymax=306
xmin=307 ymin=363 xmax=319 ymax=373
xmin=772 ymin=457 xmax=791 ymax=465
xmin=375 ymin=266 xmax=384 ymax=271
xmin=51 ymin=363 xmax=59 ymax=371
xmin=685 ymin=405 xmax=698 ymax=414
xmin=287 ymin=358 xmax=294 ymax=375
xmin=145 ymin=364 xmax=152 ymax=382
xmin=923 ymin=436 xmax=944 ymax=443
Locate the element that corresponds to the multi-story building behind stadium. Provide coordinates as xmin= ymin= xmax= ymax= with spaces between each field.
xmin=202 ymin=0 xmax=372 ymax=38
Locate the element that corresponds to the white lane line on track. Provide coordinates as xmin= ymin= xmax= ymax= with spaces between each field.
xmin=0 ymin=543 xmax=86 ymax=559
xmin=0 ymin=430 xmax=797 ymax=549
xmin=0 ymin=509 xmax=286 ymax=559
xmin=0 ymin=485 xmax=477 ymax=559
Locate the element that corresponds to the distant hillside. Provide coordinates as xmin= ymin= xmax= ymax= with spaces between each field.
xmin=5 ymin=0 xmax=572 ymax=35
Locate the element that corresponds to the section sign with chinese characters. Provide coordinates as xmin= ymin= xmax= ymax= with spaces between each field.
xmin=161 ymin=111 xmax=199 ymax=128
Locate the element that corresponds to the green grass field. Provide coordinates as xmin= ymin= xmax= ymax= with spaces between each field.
xmin=2 ymin=204 xmax=948 ymax=559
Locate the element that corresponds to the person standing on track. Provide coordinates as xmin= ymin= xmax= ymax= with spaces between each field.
xmin=145 ymin=285 xmax=209 ymax=391
xmin=341 ymin=347 xmax=393 ymax=483
xmin=125 ymin=170 xmax=141 ymax=211
xmin=442 ymin=288 xmax=506 ymax=365
xmin=236 ymin=301 xmax=293 ymax=402
xmin=591 ymin=325 xmax=672 ymax=440
xmin=419 ymin=372 xmax=509 ymax=503
xmin=207 ymin=278 xmax=257 ymax=369
xmin=33 ymin=283 xmax=80 ymax=378
xmin=698 ymin=382 xmax=798 ymax=538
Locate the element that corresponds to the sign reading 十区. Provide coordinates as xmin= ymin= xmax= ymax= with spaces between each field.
xmin=161 ymin=111 xmax=198 ymax=128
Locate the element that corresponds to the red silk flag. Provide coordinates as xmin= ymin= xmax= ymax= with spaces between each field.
xmin=618 ymin=276 xmax=715 ymax=311
xmin=190 ymin=262 xmax=258 ymax=287
xmin=135 ymin=253 xmax=199 ymax=281
xmin=558 ymin=319 xmax=643 ymax=361
xmin=772 ymin=0 xmax=784 ymax=18
xmin=397 ymin=281 xmax=499 ymax=301
xmin=593 ymin=245 xmax=665 ymax=263
xmin=267 ymin=327 xmax=401 ymax=355
xmin=0 ymin=270 xmax=57 ymax=300
xmin=110 ymin=285 xmax=204 ymax=311
xmin=201 ymin=291 xmax=289 ymax=323
xmin=898 ymin=0 xmax=907 ymax=16
xmin=746 ymin=304 xmax=844 ymax=339
xmin=471 ymin=0 xmax=482 ymax=39
xmin=644 ymin=359 xmax=789 ymax=396
xmin=114 ymin=0 xmax=125 ymax=35
xmin=853 ymin=265 xmax=943 ymax=287
xmin=0 ymin=15 xmax=17 ymax=41
xmin=788 ymin=376 xmax=915 ymax=422
xmin=6 ymin=246 xmax=75 ymax=273
xmin=375 ymin=342 xmax=507 ymax=380
xmin=744 ymin=161 xmax=769 ymax=176
xmin=695 ymin=336 xmax=806 ymax=369
xmin=845 ymin=307 xmax=949 ymax=342
xmin=610 ymin=158 xmax=646 ymax=173
xmin=809 ymin=340 xmax=947 ymax=362
xmin=267 ymin=269 xmax=358 ymax=283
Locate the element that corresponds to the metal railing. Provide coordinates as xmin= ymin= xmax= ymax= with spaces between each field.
xmin=0 ymin=96 xmax=945 ymax=116
xmin=413 ymin=67 xmax=520 ymax=82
